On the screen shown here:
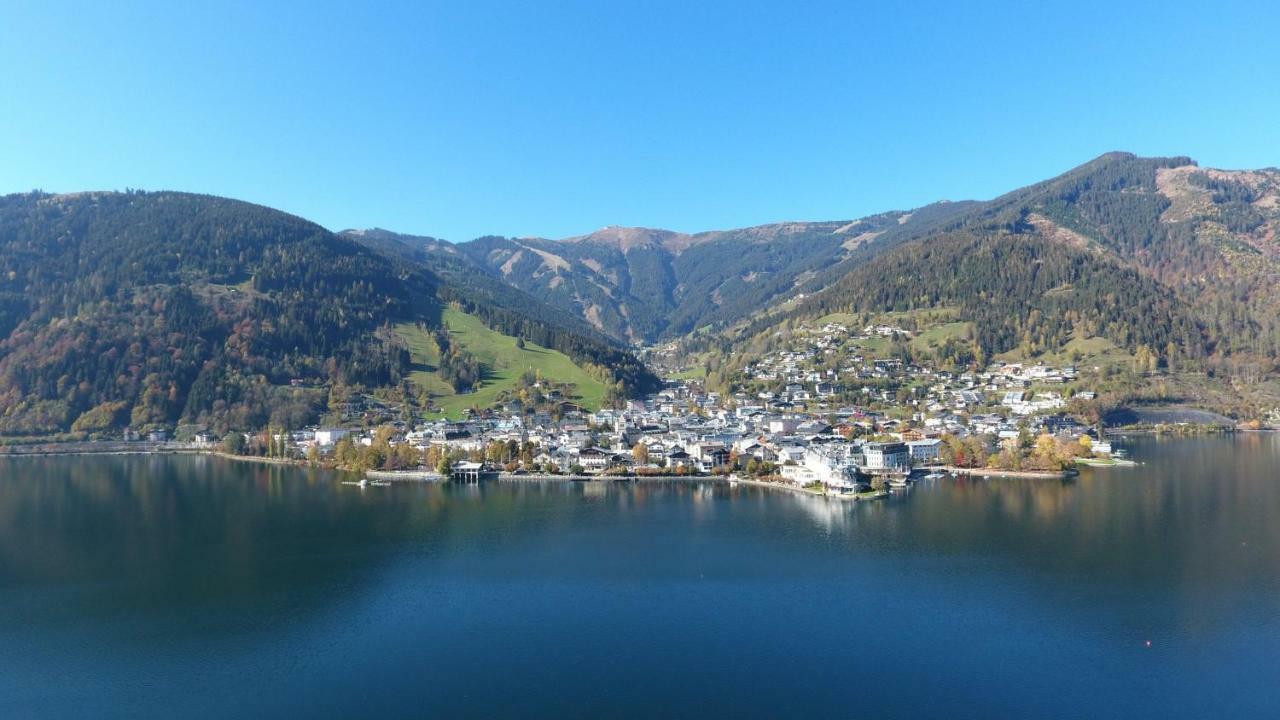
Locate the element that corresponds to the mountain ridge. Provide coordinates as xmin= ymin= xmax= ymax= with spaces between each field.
xmin=404 ymin=153 xmax=1279 ymax=368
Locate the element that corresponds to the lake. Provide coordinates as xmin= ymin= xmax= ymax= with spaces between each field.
xmin=2 ymin=435 xmax=1279 ymax=718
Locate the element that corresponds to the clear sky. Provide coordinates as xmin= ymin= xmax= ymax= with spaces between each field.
xmin=2 ymin=1 xmax=1277 ymax=241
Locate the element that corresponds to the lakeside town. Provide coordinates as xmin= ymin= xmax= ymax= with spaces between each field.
xmin=39 ymin=318 xmax=1216 ymax=497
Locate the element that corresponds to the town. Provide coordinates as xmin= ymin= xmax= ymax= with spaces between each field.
xmin=194 ymin=318 xmax=1139 ymax=494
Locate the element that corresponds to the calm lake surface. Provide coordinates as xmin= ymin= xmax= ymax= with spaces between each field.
xmin=2 ymin=435 xmax=1279 ymax=718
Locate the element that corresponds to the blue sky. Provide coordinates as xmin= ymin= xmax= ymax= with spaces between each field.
xmin=2 ymin=0 xmax=1277 ymax=240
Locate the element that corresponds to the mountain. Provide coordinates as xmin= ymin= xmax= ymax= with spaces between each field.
xmin=7 ymin=152 xmax=1275 ymax=434
xmin=786 ymin=153 xmax=1280 ymax=365
xmin=0 ymin=191 xmax=655 ymax=436
xmin=447 ymin=198 xmax=1007 ymax=344
xmin=453 ymin=215 xmax=937 ymax=343
xmin=448 ymin=152 xmax=1279 ymax=385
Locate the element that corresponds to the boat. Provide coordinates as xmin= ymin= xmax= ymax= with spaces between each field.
xmin=888 ymin=476 xmax=908 ymax=488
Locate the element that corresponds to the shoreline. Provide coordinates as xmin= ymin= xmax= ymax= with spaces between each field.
xmin=0 ymin=441 xmax=211 ymax=458
xmin=942 ymin=466 xmax=1076 ymax=480
xmin=0 ymin=441 xmax=325 ymax=470
xmin=0 ymin=442 xmax=1075 ymax=483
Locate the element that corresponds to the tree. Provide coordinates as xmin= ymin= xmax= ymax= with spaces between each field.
xmin=1078 ymin=435 xmax=1094 ymax=456
xmin=631 ymin=442 xmax=649 ymax=465
xmin=334 ymin=436 xmax=358 ymax=467
xmin=436 ymin=453 xmax=455 ymax=476
xmin=222 ymin=432 xmax=247 ymax=455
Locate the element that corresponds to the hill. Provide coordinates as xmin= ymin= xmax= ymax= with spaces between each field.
xmin=0 ymin=192 xmax=655 ymax=437
xmin=786 ymin=153 xmax=1280 ymax=367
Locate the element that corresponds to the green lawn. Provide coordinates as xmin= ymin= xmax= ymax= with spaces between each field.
xmin=997 ymin=334 xmax=1132 ymax=367
xmin=851 ymin=335 xmax=893 ymax=356
xmin=910 ymin=321 xmax=973 ymax=352
xmin=814 ymin=312 xmax=860 ymax=326
xmin=396 ymin=307 xmax=607 ymax=419
xmin=670 ymin=366 xmax=707 ymax=380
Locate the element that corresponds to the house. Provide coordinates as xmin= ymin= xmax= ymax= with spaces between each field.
xmin=769 ymin=418 xmax=798 ymax=435
xmin=533 ymin=450 xmax=565 ymax=471
xmin=314 ymin=428 xmax=349 ymax=447
xmin=781 ymin=464 xmax=822 ymax=485
xmin=703 ymin=446 xmax=731 ymax=469
xmin=576 ymin=447 xmax=611 ymax=472
xmin=802 ymin=448 xmax=859 ymax=489
xmin=666 ymin=449 xmax=696 ymax=471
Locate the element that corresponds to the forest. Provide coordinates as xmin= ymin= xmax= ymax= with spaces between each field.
xmin=0 ymin=191 xmax=654 ymax=436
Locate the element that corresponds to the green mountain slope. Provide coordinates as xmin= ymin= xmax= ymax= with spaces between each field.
xmin=395 ymin=308 xmax=609 ymax=419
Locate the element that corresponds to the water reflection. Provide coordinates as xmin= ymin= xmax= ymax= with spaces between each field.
xmin=2 ymin=440 xmax=1280 ymax=718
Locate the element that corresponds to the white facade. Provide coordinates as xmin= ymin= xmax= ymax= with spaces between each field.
xmin=314 ymin=428 xmax=349 ymax=446
xmin=861 ymin=442 xmax=911 ymax=471
xmin=906 ymin=439 xmax=942 ymax=464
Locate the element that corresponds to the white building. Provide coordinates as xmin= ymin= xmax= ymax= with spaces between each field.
xmin=314 ymin=428 xmax=349 ymax=447
xmin=861 ymin=442 xmax=911 ymax=472
xmin=906 ymin=439 xmax=943 ymax=465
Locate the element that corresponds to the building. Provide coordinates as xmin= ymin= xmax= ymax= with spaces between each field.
xmin=450 ymin=461 xmax=497 ymax=483
xmin=314 ymin=428 xmax=349 ymax=447
xmin=906 ymin=438 xmax=943 ymax=465
xmin=666 ymin=449 xmax=696 ymax=471
xmin=576 ymin=447 xmax=611 ymax=473
xmin=861 ymin=442 xmax=911 ymax=472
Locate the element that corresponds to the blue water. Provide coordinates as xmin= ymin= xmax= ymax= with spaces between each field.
xmin=2 ymin=435 xmax=1279 ymax=718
